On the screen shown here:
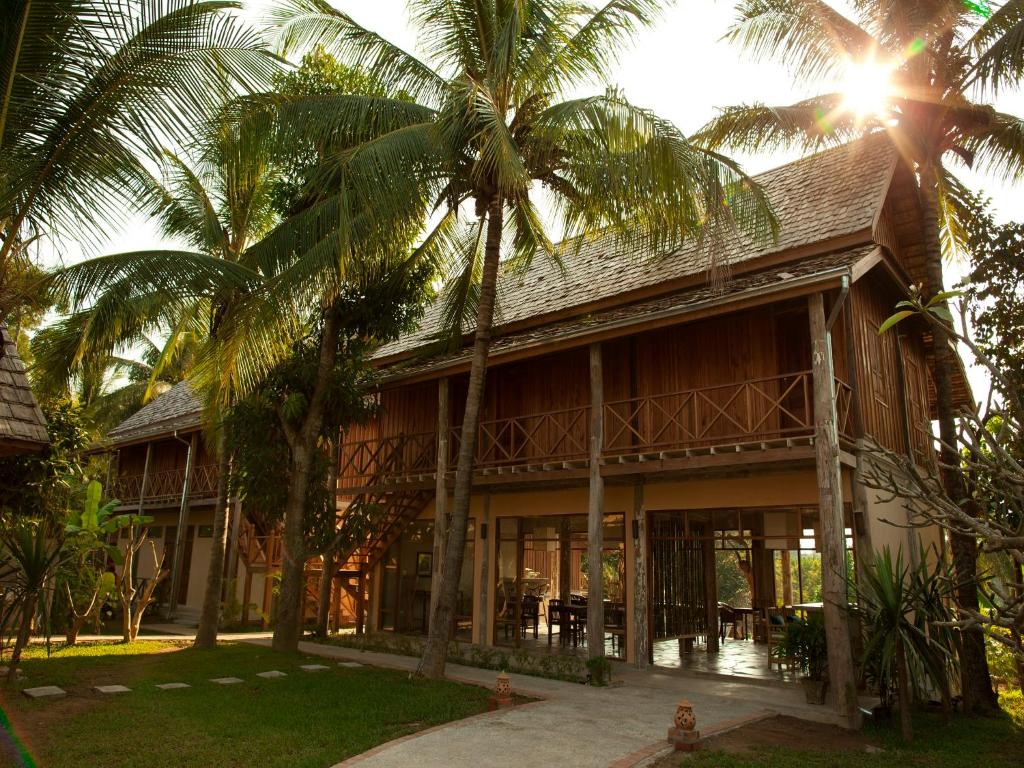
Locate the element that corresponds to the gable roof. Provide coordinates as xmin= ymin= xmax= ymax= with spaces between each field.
xmin=0 ymin=326 xmax=48 ymax=455
xmin=376 ymin=133 xmax=897 ymax=363
xmin=106 ymin=380 xmax=201 ymax=445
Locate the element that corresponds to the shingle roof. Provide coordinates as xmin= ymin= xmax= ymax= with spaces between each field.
xmin=381 ymin=245 xmax=876 ymax=383
xmin=376 ymin=134 xmax=896 ymax=362
xmin=0 ymin=326 xmax=48 ymax=455
xmin=106 ymin=380 xmax=201 ymax=444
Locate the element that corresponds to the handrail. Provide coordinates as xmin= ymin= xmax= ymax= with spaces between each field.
xmin=337 ymin=371 xmax=856 ymax=484
xmin=110 ymin=463 xmax=219 ymax=503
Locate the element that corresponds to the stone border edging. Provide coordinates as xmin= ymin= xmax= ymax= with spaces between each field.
xmin=608 ymin=709 xmax=777 ymax=768
xmin=330 ymin=700 xmax=551 ymax=767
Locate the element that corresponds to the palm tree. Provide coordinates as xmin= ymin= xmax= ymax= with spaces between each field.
xmin=270 ymin=0 xmax=778 ymax=677
xmin=696 ymin=0 xmax=1024 ymax=713
xmin=31 ymin=321 xmax=200 ymax=436
xmin=0 ymin=0 xmax=276 ymax=307
xmin=46 ymin=112 xmax=285 ymax=649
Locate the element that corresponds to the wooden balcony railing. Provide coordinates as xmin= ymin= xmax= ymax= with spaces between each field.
xmin=109 ymin=463 xmax=220 ymax=506
xmin=337 ymin=372 xmax=856 ymax=489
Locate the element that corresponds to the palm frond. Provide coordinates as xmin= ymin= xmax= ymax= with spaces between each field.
xmin=695 ymin=96 xmax=863 ymax=153
xmin=269 ymin=0 xmax=446 ymax=105
xmin=963 ymin=0 xmax=1024 ymax=92
xmin=726 ymin=0 xmax=877 ymax=81
xmin=962 ymin=109 xmax=1024 ymax=181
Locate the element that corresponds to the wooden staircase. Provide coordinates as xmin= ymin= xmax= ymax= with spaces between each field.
xmin=337 ymin=487 xmax=434 ymax=573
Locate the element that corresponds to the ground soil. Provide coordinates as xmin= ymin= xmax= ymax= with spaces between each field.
xmin=651 ymin=715 xmax=878 ymax=765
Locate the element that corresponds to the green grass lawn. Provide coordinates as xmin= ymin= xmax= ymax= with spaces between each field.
xmin=1 ymin=640 xmax=491 ymax=768
xmin=656 ymin=690 xmax=1023 ymax=768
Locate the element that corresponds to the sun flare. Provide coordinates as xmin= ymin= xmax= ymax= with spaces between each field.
xmin=839 ymin=56 xmax=896 ymax=121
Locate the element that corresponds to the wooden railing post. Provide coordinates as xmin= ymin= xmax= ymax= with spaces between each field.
xmin=587 ymin=342 xmax=605 ymax=660
xmin=429 ymin=377 xmax=449 ymax=626
xmin=809 ymin=292 xmax=860 ymax=728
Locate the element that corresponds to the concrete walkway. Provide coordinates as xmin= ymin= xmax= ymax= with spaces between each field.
xmin=243 ymin=639 xmax=845 ymax=768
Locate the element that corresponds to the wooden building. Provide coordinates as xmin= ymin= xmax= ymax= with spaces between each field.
xmin=331 ymin=135 xmax=964 ymax=716
xmin=101 ymin=382 xmax=342 ymax=628
xmin=0 ymin=326 xmax=48 ymax=456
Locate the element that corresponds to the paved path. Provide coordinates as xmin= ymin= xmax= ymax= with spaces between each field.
xmin=243 ymin=639 xmax=846 ymax=768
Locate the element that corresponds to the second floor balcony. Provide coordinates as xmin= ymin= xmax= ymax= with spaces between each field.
xmin=109 ymin=463 xmax=220 ymax=508
xmin=339 ymin=371 xmax=855 ymax=492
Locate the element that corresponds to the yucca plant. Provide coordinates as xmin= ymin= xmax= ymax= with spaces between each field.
xmin=699 ymin=0 xmax=1024 ymax=711
xmin=269 ymin=0 xmax=778 ymax=675
xmin=0 ymin=519 xmax=65 ymax=682
xmin=856 ymin=545 xmax=958 ymax=742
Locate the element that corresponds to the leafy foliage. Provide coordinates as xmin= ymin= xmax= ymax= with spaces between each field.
xmin=699 ymin=0 xmax=1024 ymax=261
xmin=0 ymin=399 xmax=91 ymax=521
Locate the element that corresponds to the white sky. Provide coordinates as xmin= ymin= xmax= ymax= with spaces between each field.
xmin=45 ymin=0 xmax=1024 ymax=396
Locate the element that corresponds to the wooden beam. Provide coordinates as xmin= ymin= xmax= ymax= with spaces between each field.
xmin=477 ymin=493 xmax=491 ymax=646
xmin=703 ymin=535 xmax=719 ymax=654
xmin=808 ymin=293 xmax=860 ymax=728
xmin=587 ymin=342 xmax=605 ymax=660
xmin=429 ymin=377 xmax=450 ymax=624
xmin=631 ymin=483 xmax=649 ymax=669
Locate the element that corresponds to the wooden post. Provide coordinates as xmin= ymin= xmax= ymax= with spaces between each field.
xmin=168 ymin=432 xmax=197 ymax=619
xmin=703 ymin=535 xmax=719 ymax=653
xmin=477 ymin=493 xmax=491 ymax=646
xmin=809 ymin=293 xmax=860 ymax=727
xmin=429 ymin=377 xmax=450 ymax=625
xmin=587 ymin=343 xmax=605 ymax=660
xmin=558 ymin=516 xmax=571 ymax=603
xmin=631 ymin=484 xmax=649 ymax=669
xmin=780 ymin=550 xmax=794 ymax=606
xmin=356 ymin=569 xmax=366 ymax=635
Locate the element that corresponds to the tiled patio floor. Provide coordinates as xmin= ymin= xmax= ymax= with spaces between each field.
xmin=653 ymin=636 xmax=800 ymax=684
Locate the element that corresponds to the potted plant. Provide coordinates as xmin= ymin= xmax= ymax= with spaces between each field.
xmin=775 ymin=618 xmax=829 ymax=704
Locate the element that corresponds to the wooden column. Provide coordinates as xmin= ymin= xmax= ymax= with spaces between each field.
xmin=587 ymin=343 xmax=605 ymax=659
xmin=558 ymin=516 xmax=571 ymax=603
xmin=631 ymin=484 xmax=649 ymax=669
xmin=809 ymin=293 xmax=860 ymax=727
xmin=168 ymin=432 xmax=197 ymax=619
xmin=477 ymin=493 xmax=491 ymax=646
xmin=429 ymin=377 xmax=450 ymax=625
xmin=703 ymin=535 xmax=719 ymax=653
xmin=780 ymin=550 xmax=794 ymax=606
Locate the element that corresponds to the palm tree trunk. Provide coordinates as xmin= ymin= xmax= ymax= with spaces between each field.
xmin=194 ymin=427 xmax=231 ymax=649
xmin=273 ymin=308 xmax=341 ymax=653
xmin=919 ymin=162 xmax=997 ymax=712
xmin=420 ymin=197 xmax=504 ymax=679
xmin=315 ymin=550 xmax=334 ymax=637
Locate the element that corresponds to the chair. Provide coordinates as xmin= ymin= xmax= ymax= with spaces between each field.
xmin=766 ymin=610 xmax=791 ymax=670
xmin=605 ymin=602 xmax=626 ymax=654
xmin=547 ymin=599 xmax=568 ymax=645
xmin=718 ymin=603 xmax=738 ymax=642
xmin=520 ymin=595 xmax=540 ymax=639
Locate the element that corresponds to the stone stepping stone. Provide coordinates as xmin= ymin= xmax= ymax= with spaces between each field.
xmin=94 ymin=685 xmax=131 ymax=695
xmin=300 ymin=664 xmax=329 ymax=672
xmin=0 ymin=666 xmax=25 ymax=678
xmin=256 ymin=670 xmax=287 ymax=679
xmin=22 ymin=686 xmax=65 ymax=699
xmin=156 ymin=683 xmax=191 ymax=690
xmin=338 ymin=661 xmax=363 ymax=668
xmin=211 ymin=677 xmax=244 ymax=685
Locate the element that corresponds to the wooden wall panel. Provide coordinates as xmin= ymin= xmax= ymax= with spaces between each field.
xmin=851 ymin=271 xmax=910 ymax=454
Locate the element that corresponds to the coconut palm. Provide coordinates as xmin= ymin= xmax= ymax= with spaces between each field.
xmin=45 ymin=112 xmax=285 ymax=649
xmin=696 ymin=0 xmax=1024 ymax=713
xmin=0 ymin=0 xmax=277 ymax=309
xmin=270 ymin=0 xmax=778 ymax=677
